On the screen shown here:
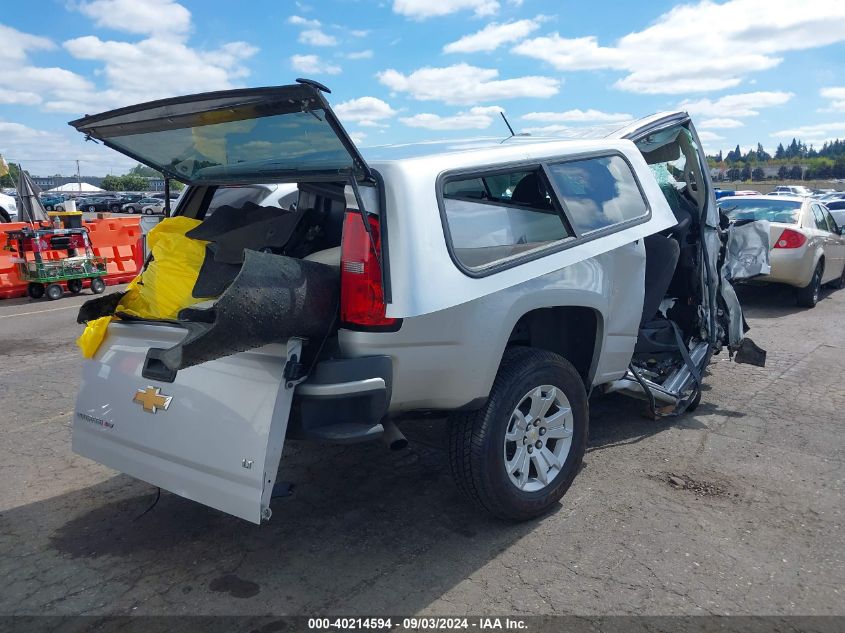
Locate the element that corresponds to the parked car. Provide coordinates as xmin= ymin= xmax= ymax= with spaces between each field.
xmin=150 ymin=191 xmax=182 ymax=200
xmin=0 ymin=191 xmax=18 ymax=222
xmin=78 ymin=196 xmax=117 ymax=212
xmin=720 ymin=195 xmax=845 ymax=306
xmin=69 ymin=84 xmax=765 ymax=524
xmin=817 ymin=191 xmax=845 ymax=203
xmin=40 ymin=194 xmax=68 ymax=211
xmin=825 ymin=199 xmax=845 ymax=227
xmin=772 ymin=185 xmax=813 ymax=196
xmin=109 ymin=193 xmax=145 ymax=212
xmin=137 ymin=197 xmax=166 ymax=214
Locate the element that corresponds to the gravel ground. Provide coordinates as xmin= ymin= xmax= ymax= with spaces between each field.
xmin=0 ymin=281 xmax=842 ymax=616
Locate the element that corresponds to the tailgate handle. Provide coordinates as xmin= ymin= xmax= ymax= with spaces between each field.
xmin=142 ymin=348 xmax=177 ymax=383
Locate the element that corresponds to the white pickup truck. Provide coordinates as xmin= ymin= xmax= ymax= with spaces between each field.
xmin=70 ymin=80 xmax=766 ymax=524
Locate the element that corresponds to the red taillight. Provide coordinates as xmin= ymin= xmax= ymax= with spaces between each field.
xmin=774 ymin=228 xmax=807 ymax=249
xmin=340 ymin=210 xmax=396 ymax=327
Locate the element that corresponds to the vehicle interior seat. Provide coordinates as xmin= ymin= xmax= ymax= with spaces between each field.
xmin=641 ymin=233 xmax=680 ymax=325
xmin=510 ymin=173 xmax=553 ymax=210
xmin=303 ymin=246 xmax=341 ymax=268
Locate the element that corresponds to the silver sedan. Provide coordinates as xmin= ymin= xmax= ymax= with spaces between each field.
xmin=721 ymin=195 xmax=845 ymax=307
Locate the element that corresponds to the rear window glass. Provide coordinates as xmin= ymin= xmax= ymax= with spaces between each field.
xmin=721 ymin=199 xmax=801 ymax=224
xmin=442 ymin=169 xmax=572 ymax=270
xmin=205 ymin=186 xmax=271 ymax=217
xmin=546 ymin=155 xmax=649 ymax=234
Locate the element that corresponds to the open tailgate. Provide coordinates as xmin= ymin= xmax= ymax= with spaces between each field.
xmin=74 ymin=322 xmax=302 ymax=524
xmin=68 ymin=82 xmax=370 ymax=186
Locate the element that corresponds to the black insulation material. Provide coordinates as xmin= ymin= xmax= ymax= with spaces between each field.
xmin=77 ymin=291 xmax=127 ymax=324
xmin=186 ymin=203 xmax=304 ymax=264
xmin=156 ymin=249 xmax=339 ymax=370
xmin=192 ymin=244 xmax=243 ymax=298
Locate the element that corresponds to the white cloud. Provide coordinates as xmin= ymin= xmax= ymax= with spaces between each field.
xmin=512 ymin=0 xmax=845 ymax=94
xmin=393 ymin=0 xmax=499 ymax=19
xmin=698 ymin=118 xmax=744 ymax=129
xmin=820 ymin=86 xmax=845 ymax=112
xmin=0 ymin=120 xmax=136 ymax=175
xmin=334 ymin=97 xmax=396 ymax=126
xmin=377 ymin=63 xmax=559 ymax=105
xmin=771 ymin=122 xmax=845 ymax=138
xmin=346 ymin=50 xmax=373 ymax=60
xmin=350 ymin=29 xmax=369 ymax=38
xmin=679 ymin=91 xmax=794 ymax=118
xmin=521 ymin=124 xmax=576 ymax=135
xmin=298 ymin=29 xmax=338 ymax=46
xmin=59 ymin=35 xmax=257 ymax=113
xmin=0 ymin=24 xmax=94 ymax=109
xmin=696 ymin=131 xmax=725 ymax=142
xmin=287 ymin=15 xmax=321 ymax=28
xmin=290 ymin=54 xmax=341 ymax=75
xmin=443 ymin=17 xmax=543 ymax=53
xmin=521 ymin=109 xmax=632 ymax=123
xmin=401 ymin=106 xmax=504 ymax=130
xmin=76 ymin=0 xmax=192 ymax=36
xmin=349 ymin=131 xmax=367 ymax=144
xmin=0 ymin=90 xmax=42 ymax=105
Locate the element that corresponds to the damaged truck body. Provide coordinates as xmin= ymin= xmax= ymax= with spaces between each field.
xmin=70 ymin=81 xmax=766 ymax=524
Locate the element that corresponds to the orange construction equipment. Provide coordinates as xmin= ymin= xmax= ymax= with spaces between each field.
xmin=0 ymin=216 xmax=143 ymax=299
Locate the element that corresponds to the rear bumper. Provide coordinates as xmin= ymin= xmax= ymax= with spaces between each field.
xmin=745 ymin=249 xmax=815 ymax=288
xmin=288 ymin=355 xmax=393 ymax=443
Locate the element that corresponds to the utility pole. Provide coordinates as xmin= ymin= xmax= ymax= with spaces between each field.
xmin=76 ymin=160 xmax=82 ymax=193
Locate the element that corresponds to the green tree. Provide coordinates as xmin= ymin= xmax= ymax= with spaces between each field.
xmin=789 ymin=165 xmax=803 ymax=180
xmin=0 ymin=161 xmax=24 ymax=188
xmin=777 ymin=165 xmax=788 ymax=179
xmin=751 ymin=167 xmax=765 ymax=181
xmin=100 ymin=175 xmax=122 ymax=191
xmin=128 ymin=163 xmax=159 ymax=177
xmin=775 ymin=143 xmax=786 ymax=160
xmin=726 ymin=144 xmax=742 ymax=162
xmin=118 ymin=175 xmax=149 ymax=191
xmin=740 ymin=164 xmax=752 ymax=181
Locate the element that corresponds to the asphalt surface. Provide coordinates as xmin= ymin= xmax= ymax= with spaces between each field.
xmin=0 ymin=282 xmax=842 ymax=616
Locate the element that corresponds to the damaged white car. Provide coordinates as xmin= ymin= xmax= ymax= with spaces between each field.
xmin=70 ymin=81 xmax=766 ymax=524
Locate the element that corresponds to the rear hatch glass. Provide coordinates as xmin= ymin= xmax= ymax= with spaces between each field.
xmin=69 ymin=84 xmax=370 ymax=185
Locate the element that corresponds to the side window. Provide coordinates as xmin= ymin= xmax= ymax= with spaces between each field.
xmin=546 ymin=155 xmax=649 ymax=235
xmin=811 ymin=204 xmax=829 ymax=231
xmin=822 ymin=208 xmax=838 ymax=233
xmin=442 ymin=168 xmax=572 ymax=270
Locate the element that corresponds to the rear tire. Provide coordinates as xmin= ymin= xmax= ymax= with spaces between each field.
xmin=90 ymin=277 xmax=106 ymax=294
xmin=45 ymin=283 xmax=63 ymax=301
xmin=828 ymin=264 xmax=845 ymax=290
xmin=67 ymin=278 xmax=83 ymax=294
xmin=87 ymin=205 xmax=96 ymax=213
xmin=27 ymin=283 xmax=45 ymax=299
xmin=448 ymin=347 xmax=588 ymax=521
xmin=796 ymin=262 xmax=823 ymax=307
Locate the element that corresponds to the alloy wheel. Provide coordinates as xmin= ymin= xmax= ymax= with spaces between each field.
xmin=503 ymin=385 xmax=574 ymax=493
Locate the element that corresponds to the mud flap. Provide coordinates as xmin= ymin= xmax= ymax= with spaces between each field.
xmin=73 ymin=325 xmax=304 ymax=524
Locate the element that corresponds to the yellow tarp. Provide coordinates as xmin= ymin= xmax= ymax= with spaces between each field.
xmin=76 ymin=216 xmax=212 ymax=358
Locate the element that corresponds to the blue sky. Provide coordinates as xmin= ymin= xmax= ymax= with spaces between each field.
xmin=2 ymin=0 xmax=845 ymax=176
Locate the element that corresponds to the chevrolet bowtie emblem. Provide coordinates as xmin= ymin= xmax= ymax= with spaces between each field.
xmin=133 ymin=386 xmax=173 ymax=414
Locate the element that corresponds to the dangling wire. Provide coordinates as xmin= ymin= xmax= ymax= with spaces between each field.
xmin=134 ymin=487 xmax=161 ymax=520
